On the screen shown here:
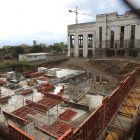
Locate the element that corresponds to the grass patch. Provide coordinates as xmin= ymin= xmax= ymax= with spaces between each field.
xmin=0 ymin=61 xmax=33 ymax=69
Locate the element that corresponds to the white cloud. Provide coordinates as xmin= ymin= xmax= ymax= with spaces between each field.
xmin=0 ymin=0 xmax=139 ymax=47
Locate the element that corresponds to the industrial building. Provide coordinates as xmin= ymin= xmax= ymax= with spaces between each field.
xmin=19 ymin=53 xmax=67 ymax=62
xmin=19 ymin=53 xmax=47 ymax=62
xmin=67 ymin=9 xmax=140 ymax=58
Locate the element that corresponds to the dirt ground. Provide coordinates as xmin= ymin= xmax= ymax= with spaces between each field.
xmin=52 ymin=58 xmax=140 ymax=91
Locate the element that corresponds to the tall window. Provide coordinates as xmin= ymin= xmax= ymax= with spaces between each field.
xmin=70 ymin=35 xmax=74 ymax=48
xmin=88 ymin=34 xmax=93 ymax=48
xmin=120 ymin=26 xmax=125 ymax=48
xmin=129 ymin=25 xmax=135 ymax=48
xmin=79 ymin=35 xmax=83 ymax=48
xmin=110 ymin=27 xmax=115 ymax=48
xmin=99 ymin=27 xmax=102 ymax=48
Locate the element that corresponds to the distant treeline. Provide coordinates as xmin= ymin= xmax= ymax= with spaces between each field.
xmin=0 ymin=42 xmax=67 ymax=60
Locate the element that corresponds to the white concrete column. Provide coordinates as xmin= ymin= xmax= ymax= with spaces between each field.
xmin=74 ymin=34 xmax=79 ymax=57
xmin=83 ymin=34 xmax=88 ymax=57
xmin=67 ymin=35 xmax=71 ymax=56
xmin=129 ymin=25 xmax=131 ymax=39
xmin=135 ymin=24 xmax=140 ymax=39
xmin=124 ymin=25 xmax=127 ymax=40
xmin=115 ymin=26 xmax=119 ymax=40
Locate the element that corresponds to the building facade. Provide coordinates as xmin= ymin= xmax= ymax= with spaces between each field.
xmin=67 ymin=10 xmax=140 ymax=58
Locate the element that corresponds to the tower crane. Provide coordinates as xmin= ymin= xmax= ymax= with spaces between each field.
xmin=69 ymin=6 xmax=95 ymax=24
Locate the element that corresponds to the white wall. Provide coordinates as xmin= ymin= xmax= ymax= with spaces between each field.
xmin=19 ymin=54 xmax=46 ymax=62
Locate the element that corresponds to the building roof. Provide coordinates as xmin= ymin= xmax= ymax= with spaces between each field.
xmin=20 ymin=53 xmax=49 ymax=57
xmin=20 ymin=54 xmax=32 ymax=57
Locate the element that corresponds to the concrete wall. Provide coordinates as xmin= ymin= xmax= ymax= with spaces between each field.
xmin=67 ymin=9 xmax=140 ymax=58
xmin=46 ymin=54 xmax=67 ymax=62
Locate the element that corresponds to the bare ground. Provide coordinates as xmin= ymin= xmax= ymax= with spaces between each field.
xmin=53 ymin=58 xmax=140 ymax=90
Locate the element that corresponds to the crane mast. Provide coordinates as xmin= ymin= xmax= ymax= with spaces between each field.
xmin=69 ymin=6 xmax=95 ymax=24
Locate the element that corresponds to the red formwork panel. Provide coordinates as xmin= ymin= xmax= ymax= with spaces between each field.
xmin=37 ymin=77 xmax=49 ymax=81
xmin=35 ymin=120 xmax=75 ymax=139
xmin=25 ymin=99 xmax=48 ymax=111
xmin=7 ymin=105 xmax=46 ymax=125
xmin=29 ymin=73 xmax=37 ymax=78
xmin=37 ymin=96 xmax=62 ymax=109
xmin=36 ymin=72 xmax=44 ymax=76
xmin=44 ymin=74 xmax=57 ymax=78
xmin=43 ymin=92 xmax=62 ymax=100
xmin=58 ymin=109 xmax=77 ymax=121
xmin=0 ymin=80 xmax=6 ymax=85
xmin=8 ymin=123 xmax=36 ymax=140
xmin=37 ymin=83 xmax=55 ymax=92
xmin=21 ymin=89 xmax=33 ymax=95
xmin=23 ymin=71 xmax=36 ymax=78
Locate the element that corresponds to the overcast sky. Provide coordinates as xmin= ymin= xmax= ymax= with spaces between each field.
xmin=0 ymin=0 xmax=139 ymax=47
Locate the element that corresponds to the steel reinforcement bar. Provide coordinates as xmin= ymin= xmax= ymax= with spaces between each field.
xmin=59 ymin=67 xmax=139 ymax=140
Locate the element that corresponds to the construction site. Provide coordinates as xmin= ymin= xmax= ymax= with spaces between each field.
xmin=0 ymin=58 xmax=140 ymax=140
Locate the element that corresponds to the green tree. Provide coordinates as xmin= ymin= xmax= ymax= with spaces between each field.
xmin=21 ymin=56 xmax=29 ymax=65
xmin=46 ymin=46 xmax=52 ymax=52
xmin=29 ymin=45 xmax=43 ymax=53
xmin=39 ymin=43 xmax=47 ymax=48
xmin=12 ymin=46 xmax=25 ymax=58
